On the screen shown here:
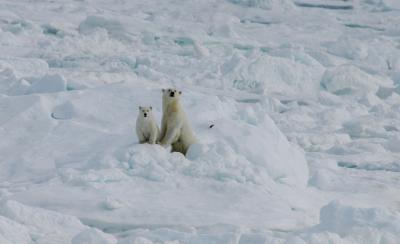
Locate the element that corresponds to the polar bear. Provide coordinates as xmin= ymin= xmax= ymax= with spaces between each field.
xmin=159 ymin=88 xmax=197 ymax=155
xmin=136 ymin=106 xmax=159 ymax=144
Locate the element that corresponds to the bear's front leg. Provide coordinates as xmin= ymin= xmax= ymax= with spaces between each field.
xmin=160 ymin=124 xmax=180 ymax=147
xmin=149 ymin=130 xmax=158 ymax=144
xmin=159 ymin=117 xmax=167 ymax=143
xmin=137 ymin=132 xmax=147 ymax=144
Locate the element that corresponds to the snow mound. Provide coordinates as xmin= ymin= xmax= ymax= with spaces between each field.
xmin=321 ymin=65 xmax=392 ymax=96
xmin=118 ymin=224 xmax=241 ymax=244
xmin=120 ymin=114 xmax=308 ymax=187
xmin=188 ymin=117 xmax=309 ymax=187
xmin=266 ymin=201 xmax=400 ymax=243
xmin=233 ymin=54 xmax=323 ymax=97
xmin=324 ymin=36 xmax=368 ymax=60
xmin=0 ymin=57 xmax=48 ymax=79
xmin=0 ymin=200 xmax=84 ymax=233
xmin=228 ymin=0 xmax=294 ymax=9
xmin=0 ymin=68 xmax=23 ymax=95
xmin=363 ymin=0 xmax=400 ymax=10
xmin=51 ymin=101 xmax=76 ymax=120
xmin=28 ymin=74 xmax=67 ymax=94
xmin=385 ymin=136 xmax=400 ymax=153
xmin=0 ymin=215 xmax=31 ymax=244
xmin=0 ymin=200 xmax=86 ymax=243
xmin=0 ymin=200 xmax=118 ymax=244
xmin=341 ymin=116 xmax=386 ymax=138
xmin=119 ymin=144 xmax=178 ymax=182
xmin=79 ymin=16 xmax=129 ymax=41
xmin=119 ymin=237 xmax=154 ymax=244
xmin=71 ymin=228 xmax=117 ymax=244
xmin=316 ymin=201 xmax=400 ymax=242
xmin=1 ymin=0 xmax=399 ymax=242
xmin=0 ymin=70 xmax=67 ymax=95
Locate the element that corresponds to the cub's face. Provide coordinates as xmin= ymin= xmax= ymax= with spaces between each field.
xmin=138 ymin=106 xmax=152 ymax=118
xmin=162 ymin=88 xmax=182 ymax=101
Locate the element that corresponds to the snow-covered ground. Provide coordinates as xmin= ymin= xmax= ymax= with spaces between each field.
xmin=0 ymin=0 xmax=400 ymax=243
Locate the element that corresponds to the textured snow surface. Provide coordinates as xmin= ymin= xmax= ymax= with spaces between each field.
xmin=0 ymin=0 xmax=400 ymax=243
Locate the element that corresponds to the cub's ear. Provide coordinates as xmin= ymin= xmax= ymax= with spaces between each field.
xmin=150 ymin=106 xmax=152 ymax=110
xmin=179 ymin=90 xmax=182 ymax=95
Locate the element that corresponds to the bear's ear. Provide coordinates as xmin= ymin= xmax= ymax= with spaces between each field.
xmin=179 ymin=90 xmax=182 ymax=95
xmin=150 ymin=106 xmax=152 ymax=110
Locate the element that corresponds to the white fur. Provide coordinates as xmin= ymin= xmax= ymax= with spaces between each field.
xmin=136 ymin=106 xmax=159 ymax=144
xmin=159 ymin=88 xmax=197 ymax=155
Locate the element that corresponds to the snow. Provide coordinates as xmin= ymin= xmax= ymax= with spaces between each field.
xmin=28 ymin=74 xmax=67 ymax=94
xmin=0 ymin=0 xmax=399 ymax=243
xmin=186 ymin=117 xmax=309 ymax=186
xmin=228 ymin=0 xmax=294 ymax=10
xmin=71 ymin=228 xmax=117 ymax=244
xmin=79 ymin=16 xmax=130 ymax=42
xmin=321 ymin=65 xmax=392 ymax=96
xmin=0 ymin=200 xmax=114 ymax=244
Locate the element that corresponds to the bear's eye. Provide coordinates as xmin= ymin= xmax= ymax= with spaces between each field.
xmin=168 ymin=89 xmax=171 ymax=92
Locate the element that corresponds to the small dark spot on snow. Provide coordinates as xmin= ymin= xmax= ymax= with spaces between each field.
xmin=298 ymin=101 xmax=309 ymax=106
xmin=260 ymin=47 xmax=271 ymax=53
xmin=295 ymin=2 xmax=353 ymax=10
xmin=174 ymin=37 xmax=193 ymax=46
xmin=337 ymin=161 xmax=357 ymax=169
xmin=343 ymin=23 xmax=384 ymax=32
xmin=236 ymin=98 xmax=261 ymax=103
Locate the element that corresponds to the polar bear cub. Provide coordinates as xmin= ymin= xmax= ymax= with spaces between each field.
xmin=159 ymin=88 xmax=197 ymax=155
xmin=136 ymin=106 xmax=159 ymax=144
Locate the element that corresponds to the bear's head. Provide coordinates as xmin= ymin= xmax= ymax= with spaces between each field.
xmin=162 ymin=88 xmax=182 ymax=102
xmin=162 ymin=88 xmax=182 ymax=98
xmin=138 ymin=106 xmax=152 ymax=118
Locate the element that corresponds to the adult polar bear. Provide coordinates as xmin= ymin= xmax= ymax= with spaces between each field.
xmin=159 ymin=88 xmax=197 ymax=155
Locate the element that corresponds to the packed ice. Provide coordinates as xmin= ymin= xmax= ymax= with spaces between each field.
xmin=0 ymin=0 xmax=399 ymax=243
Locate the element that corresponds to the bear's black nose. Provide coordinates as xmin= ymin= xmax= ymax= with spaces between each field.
xmin=170 ymin=91 xmax=175 ymax=97
xmin=144 ymin=113 xmax=147 ymax=117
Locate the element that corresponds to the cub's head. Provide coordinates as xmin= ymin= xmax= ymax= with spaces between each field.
xmin=162 ymin=88 xmax=182 ymax=102
xmin=138 ymin=106 xmax=152 ymax=118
